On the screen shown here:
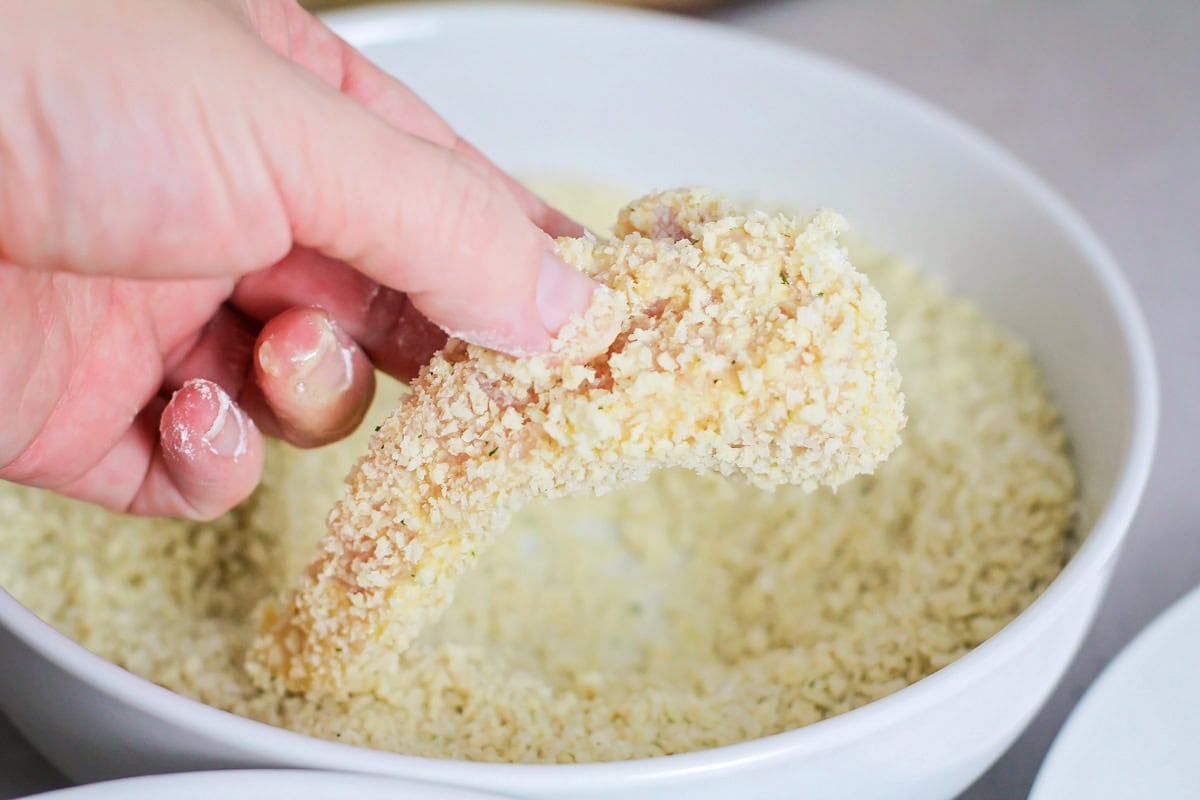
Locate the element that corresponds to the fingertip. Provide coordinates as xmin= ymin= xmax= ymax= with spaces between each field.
xmin=414 ymin=244 xmax=601 ymax=359
xmin=254 ymin=307 xmax=375 ymax=448
xmin=537 ymin=208 xmax=587 ymax=239
xmin=161 ymin=379 xmax=253 ymax=462
xmin=535 ymin=248 xmax=601 ymax=337
xmin=271 ymin=82 xmax=589 ymax=360
xmin=159 ymin=378 xmax=264 ymax=520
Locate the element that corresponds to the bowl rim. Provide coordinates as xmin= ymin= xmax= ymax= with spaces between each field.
xmin=20 ymin=769 xmax=511 ymax=800
xmin=0 ymin=0 xmax=1159 ymax=791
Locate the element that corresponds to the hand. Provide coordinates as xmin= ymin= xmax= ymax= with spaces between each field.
xmin=0 ymin=0 xmax=598 ymax=519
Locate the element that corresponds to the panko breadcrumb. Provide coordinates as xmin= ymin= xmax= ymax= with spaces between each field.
xmin=248 ymin=188 xmax=905 ymax=697
xmin=0 ymin=186 xmax=1077 ymax=764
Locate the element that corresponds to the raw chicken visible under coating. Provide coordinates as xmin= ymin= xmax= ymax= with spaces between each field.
xmin=246 ymin=188 xmax=906 ymax=698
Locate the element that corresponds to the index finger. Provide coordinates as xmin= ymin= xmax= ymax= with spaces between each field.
xmin=258 ymin=5 xmax=582 ymax=238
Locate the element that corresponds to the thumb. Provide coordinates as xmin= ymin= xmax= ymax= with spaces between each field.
xmin=261 ymin=73 xmax=597 ymax=356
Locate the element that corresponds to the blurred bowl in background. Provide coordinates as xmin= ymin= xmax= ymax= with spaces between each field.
xmin=301 ymin=0 xmax=729 ymax=13
xmin=23 ymin=770 xmax=509 ymax=800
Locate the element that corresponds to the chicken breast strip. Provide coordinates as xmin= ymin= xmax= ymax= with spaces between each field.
xmin=247 ymin=188 xmax=906 ymax=697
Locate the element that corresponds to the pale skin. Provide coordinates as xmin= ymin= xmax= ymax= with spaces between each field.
xmin=0 ymin=0 xmax=599 ymax=520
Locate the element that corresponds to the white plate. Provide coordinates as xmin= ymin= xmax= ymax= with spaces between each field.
xmin=23 ymin=770 xmax=510 ymax=799
xmin=1030 ymin=582 xmax=1200 ymax=799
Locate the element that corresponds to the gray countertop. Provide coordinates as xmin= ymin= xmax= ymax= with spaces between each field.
xmin=3 ymin=0 xmax=1197 ymax=797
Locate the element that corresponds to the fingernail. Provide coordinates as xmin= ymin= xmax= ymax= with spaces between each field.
xmin=192 ymin=380 xmax=248 ymax=460
xmin=536 ymin=249 xmax=598 ymax=336
xmin=260 ymin=313 xmax=355 ymax=406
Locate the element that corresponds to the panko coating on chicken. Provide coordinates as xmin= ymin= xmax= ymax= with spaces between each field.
xmin=247 ymin=188 xmax=906 ymax=697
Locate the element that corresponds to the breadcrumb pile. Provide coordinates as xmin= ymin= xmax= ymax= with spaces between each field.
xmin=248 ymin=189 xmax=905 ymax=697
xmin=0 ymin=186 xmax=1076 ymax=763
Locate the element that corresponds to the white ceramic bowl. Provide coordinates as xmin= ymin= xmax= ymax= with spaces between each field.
xmin=0 ymin=4 xmax=1157 ymax=799
xmin=24 ymin=770 xmax=508 ymax=800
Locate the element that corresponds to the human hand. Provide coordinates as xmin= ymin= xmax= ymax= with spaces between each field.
xmin=0 ymin=0 xmax=597 ymax=519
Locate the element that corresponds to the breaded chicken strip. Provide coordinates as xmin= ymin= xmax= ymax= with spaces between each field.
xmin=247 ymin=188 xmax=905 ymax=697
